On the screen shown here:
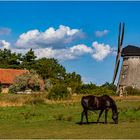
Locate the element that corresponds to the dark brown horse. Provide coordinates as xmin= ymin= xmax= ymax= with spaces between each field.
xmin=80 ymin=95 xmax=119 ymax=124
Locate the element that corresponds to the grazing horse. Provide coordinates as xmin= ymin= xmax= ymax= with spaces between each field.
xmin=80 ymin=95 xmax=119 ymax=124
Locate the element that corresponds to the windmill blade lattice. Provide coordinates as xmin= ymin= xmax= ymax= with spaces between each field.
xmin=112 ymin=23 xmax=125 ymax=84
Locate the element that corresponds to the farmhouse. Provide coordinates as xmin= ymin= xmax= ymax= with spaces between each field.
xmin=0 ymin=68 xmax=28 ymax=93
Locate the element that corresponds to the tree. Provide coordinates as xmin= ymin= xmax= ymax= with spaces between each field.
xmin=64 ymin=72 xmax=82 ymax=93
xmin=33 ymin=58 xmax=66 ymax=80
xmin=0 ymin=48 xmax=22 ymax=68
xmin=21 ymin=48 xmax=36 ymax=69
xmin=0 ymin=48 xmax=83 ymax=94
xmin=76 ymin=82 xmax=97 ymax=94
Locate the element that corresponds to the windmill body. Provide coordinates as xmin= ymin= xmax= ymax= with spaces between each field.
xmin=117 ymin=45 xmax=140 ymax=96
xmin=113 ymin=23 xmax=140 ymax=96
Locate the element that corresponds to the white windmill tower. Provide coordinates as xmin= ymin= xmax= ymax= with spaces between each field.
xmin=113 ymin=23 xmax=140 ymax=96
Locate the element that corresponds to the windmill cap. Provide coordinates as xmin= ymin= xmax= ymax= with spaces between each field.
xmin=121 ymin=45 xmax=140 ymax=57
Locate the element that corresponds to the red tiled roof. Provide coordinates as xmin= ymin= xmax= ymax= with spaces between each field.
xmin=0 ymin=68 xmax=28 ymax=84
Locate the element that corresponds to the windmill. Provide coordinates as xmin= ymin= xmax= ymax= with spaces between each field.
xmin=113 ymin=23 xmax=140 ymax=96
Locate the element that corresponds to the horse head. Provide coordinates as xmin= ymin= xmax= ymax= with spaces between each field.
xmin=112 ymin=112 xmax=119 ymax=124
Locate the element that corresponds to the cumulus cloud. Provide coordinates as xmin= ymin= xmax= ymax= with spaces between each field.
xmin=33 ymin=42 xmax=114 ymax=61
xmin=95 ymin=30 xmax=109 ymax=37
xmin=0 ymin=40 xmax=11 ymax=49
xmin=34 ymin=44 xmax=93 ymax=61
xmin=92 ymin=41 xmax=112 ymax=61
xmin=0 ymin=27 xmax=11 ymax=35
xmin=15 ymin=25 xmax=84 ymax=49
xmin=70 ymin=44 xmax=93 ymax=56
xmin=0 ymin=25 xmax=114 ymax=62
xmin=12 ymin=41 xmax=114 ymax=61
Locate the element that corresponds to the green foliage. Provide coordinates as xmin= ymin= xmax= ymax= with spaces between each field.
xmin=125 ymin=86 xmax=140 ymax=95
xmin=65 ymin=72 xmax=82 ymax=93
xmin=76 ymin=83 xmax=97 ymax=94
xmin=76 ymin=82 xmax=115 ymax=96
xmin=9 ymin=70 xmax=44 ymax=93
xmin=48 ymin=84 xmax=71 ymax=100
xmin=0 ymin=48 xmax=22 ymax=68
xmin=33 ymin=58 xmax=66 ymax=80
xmin=91 ymin=87 xmax=115 ymax=96
xmin=101 ymin=82 xmax=117 ymax=92
xmin=21 ymin=48 xmax=37 ymax=69
xmin=0 ymin=48 xmax=82 ymax=94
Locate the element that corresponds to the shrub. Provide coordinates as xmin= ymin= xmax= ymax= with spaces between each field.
xmin=9 ymin=70 xmax=45 ymax=93
xmin=48 ymin=84 xmax=70 ymax=100
xmin=101 ymin=82 xmax=117 ymax=92
xmin=76 ymin=83 xmax=115 ymax=96
xmin=125 ymin=86 xmax=140 ymax=95
xmin=92 ymin=87 xmax=115 ymax=96
xmin=76 ymin=83 xmax=97 ymax=94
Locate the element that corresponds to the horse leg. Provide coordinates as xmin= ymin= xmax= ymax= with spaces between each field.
xmin=85 ymin=110 xmax=89 ymax=124
xmin=80 ymin=110 xmax=85 ymax=124
xmin=105 ymin=109 xmax=108 ymax=124
xmin=97 ymin=110 xmax=104 ymax=123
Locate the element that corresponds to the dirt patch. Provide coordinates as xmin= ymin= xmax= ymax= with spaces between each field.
xmin=0 ymin=101 xmax=23 ymax=107
xmin=113 ymin=96 xmax=140 ymax=101
xmin=0 ymin=95 xmax=140 ymax=107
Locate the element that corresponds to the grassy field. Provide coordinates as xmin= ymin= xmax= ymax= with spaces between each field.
xmin=0 ymin=94 xmax=140 ymax=139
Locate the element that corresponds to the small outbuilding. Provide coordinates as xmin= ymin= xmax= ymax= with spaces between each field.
xmin=0 ymin=68 xmax=28 ymax=93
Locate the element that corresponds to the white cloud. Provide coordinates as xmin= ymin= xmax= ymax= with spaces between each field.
xmin=15 ymin=25 xmax=84 ymax=49
xmin=70 ymin=44 xmax=93 ymax=56
xmin=12 ymin=41 xmax=114 ymax=61
xmin=34 ymin=44 xmax=93 ymax=61
xmin=0 ymin=25 xmax=114 ymax=62
xmin=95 ymin=30 xmax=109 ymax=37
xmin=92 ymin=41 xmax=112 ymax=61
xmin=0 ymin=40 xmax=11 ymax=49
xmin=0 ymin=27 xmax=11 ymax=35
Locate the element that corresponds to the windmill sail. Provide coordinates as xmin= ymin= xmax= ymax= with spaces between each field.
xmin=112 ymin=23 xmax=124 ymax=84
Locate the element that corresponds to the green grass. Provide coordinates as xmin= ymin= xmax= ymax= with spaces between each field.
xmin=0 ymin=100 xmax=140 ymax=139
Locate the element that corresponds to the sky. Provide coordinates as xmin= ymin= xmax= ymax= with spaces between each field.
xmin=0 ymin=1 xmax=140 ymax=85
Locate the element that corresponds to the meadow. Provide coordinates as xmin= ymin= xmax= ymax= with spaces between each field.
xmin=0 ymin=94 xmax=140 ymax=139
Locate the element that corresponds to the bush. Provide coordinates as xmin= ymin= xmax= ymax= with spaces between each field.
xmin=76 ymin=83 xmax=97 ymax=94
xmin=76 ymin=83 xmax=115 ymax=96
xmin=91 ymin=87 xmax=115 ymax=96
xmin=48 ymin=85 xmax=70 ymax=100
xmin=9 ymin=70 xmax=45 ymax=93
xmin=125 ymin=86 xmax=140 ymax=95
xmin=101 ymin=82 xmax=117 ymax=92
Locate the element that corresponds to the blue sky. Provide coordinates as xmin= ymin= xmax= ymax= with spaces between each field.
xmin=0 ymin=1 xmax=140 ymax=85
